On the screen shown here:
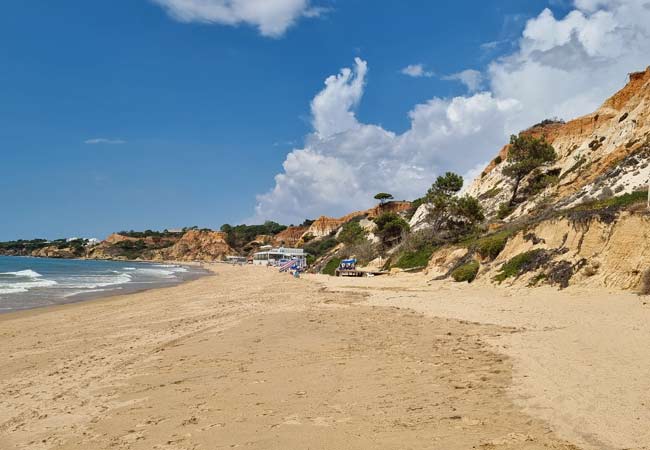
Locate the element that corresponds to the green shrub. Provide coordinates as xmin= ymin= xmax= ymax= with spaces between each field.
xmin=302 ymin=233 xmax=315 ymax=243
xmin=523 ymin=170 xmax=560 ymax=196
xmin=374 ymin=212 xmax=410 ymax=246
xmin=497 ymin=203 xmax=514 ymax=219
xmin=394 ymin=246 xmax=435 ymax=269
xmin=452 ymin=261 xmax=479 ymax=283
xmin=528 ymin=273 xmax=547 ymax=287
xmin=303 ymin=236 xmax=337 ymax=258
xmin=493 ymin=249 xmax=548 ymax=283
xmin=502 ymin=134 xmax=557 ymax=205
xmin=475 ymin=232 xmax=510 ymax=260
xmin=322 ymin=258 xmax=342 ymax=276
xmin=220 ymin=221 xmax=287 ymax=250
xmin=571 ymin=190 xmax=646 ymax=212
xmin=479 ymin=187 xmax=502 ymax=200
xmin=337 ymin=221 xmax=367 ymax=246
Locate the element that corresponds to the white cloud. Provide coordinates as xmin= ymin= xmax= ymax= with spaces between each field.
xmin=84 ymin=138 xmax=126 ymax=145
xmin=401 ymin=64 xmax=434 ymax=78
xmin=489 ymin=0 xmax=650 ymax=128
xmin=254 ymin=59 xmax=519 ymax=223
xmin=443 ymin=69 xmax=484 ymax=93
xmin=311 ymin=57 xmax=367 ymax=138
xmin=151 ymin=0 xmax=320 ymax=37
xmin=254 ymin=0 xmax=650 ymax=223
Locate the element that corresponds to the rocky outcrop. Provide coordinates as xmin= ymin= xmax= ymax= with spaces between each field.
xmin=31 ymin=246 xmax=79 ymax=259
xmin=488 ymin=211 xmax=650 ymax=290
xmin=367 ymin=201 xmax=412 ymax=219
xmin=306 ymin=212 xmax=365 ymax=238
xmin=104 ymin=233 xmax=132 ymax=245
xmin=104 ymin=233 xmax=179 ymax=247
xmin=306 ymin=202 xmax=412 ymax=238
xmin=272 ymin=226 xmax=308 ymax=247
xmin=153 ymin=230 xmax=235 ymax=262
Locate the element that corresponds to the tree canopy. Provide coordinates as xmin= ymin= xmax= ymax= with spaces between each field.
xmin=337 ymin=220 xmax=368 ymax=246
xmin=374 ymin=212 xmax=410 ymax=246
xmin=374 ymin=192 xmax=394 ymax=204
xmin=426 ymin=172 xmax=463 ymax=203
xmin=502 ymin=134 xmax=557 ymax=205
xmin=220 ymin=221 xmax=287 ymax=250
xmin=425 ymin=172 xmax=484 ymax=237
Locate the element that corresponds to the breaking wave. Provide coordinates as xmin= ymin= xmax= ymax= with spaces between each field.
xmin=0 ymin=269 xmax=58 ymax=294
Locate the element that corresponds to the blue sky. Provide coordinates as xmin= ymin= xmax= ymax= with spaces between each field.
xmin=2 ymin=0 xmax=646 ymax=240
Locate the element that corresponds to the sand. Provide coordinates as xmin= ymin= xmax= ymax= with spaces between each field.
xmin=322 ymin=273 xmax=650 ymax=450
xmin=0 ymin=265 xmax=642 ymax=449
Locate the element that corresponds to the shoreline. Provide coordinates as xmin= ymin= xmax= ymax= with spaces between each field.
xmin=0 ymin=256 xmax=214 ymax=315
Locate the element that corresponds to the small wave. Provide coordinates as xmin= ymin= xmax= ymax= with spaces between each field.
xmin=155 ymin=264 xmax=188 ymax=273
xmin=0 ymin=276 xmax=58 ymax=295
xmin=58 ymin=273 xmax=133 ymax=289
xmin=0 ymin=285 xmax=29 ymax=294
xmin=133 ymin=268 xmax=176 ymax=278
xmin=0 ymin=269 xmax=43 ymax=278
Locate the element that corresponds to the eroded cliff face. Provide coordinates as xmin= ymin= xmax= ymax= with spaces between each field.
xmin=306 ymin=213 xmax=365 ymax=238
xmin=305 ymin=202 xmax=412 ymax=238
xmin=493 ymin=211 xmax=650 ymax=290
xmin=272 ymin=226 xmax=308 ymax=247
xmin=152 ymin=230 xmax=235 ymax=262
xmin=417 ymin=68 xmax=650 ymax=291
xmin=427 ymin=210 xmax=650 ymax=291
xmin=30 ymin=246 xmax=79 ymax=259
xmin=468 ymin=67 xmax=650 ymax=220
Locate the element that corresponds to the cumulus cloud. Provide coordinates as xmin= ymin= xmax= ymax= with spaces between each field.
xmin=151 ymin=0 xmax=321 ymax=37
xmin=84 ymin=138 xmax=126 ymax=145
xmin=254 ymin=0 xmax=650 ymax=223
xmin=489 ymin=0 xmax=650 ymax=129
xmin=401 ymin=64 xmax=434 ymax=78
xmin=443 ymin=69 xmax=484 ymax=93
xmin=254 ymin=59 xmax=519 ymax=222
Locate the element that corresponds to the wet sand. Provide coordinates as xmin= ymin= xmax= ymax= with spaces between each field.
xmin=0 ymin=265 xmax=595 ymax=449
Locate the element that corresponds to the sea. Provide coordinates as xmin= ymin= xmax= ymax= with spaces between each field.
xmin=0 ymin=256 xmax=207 ymax=313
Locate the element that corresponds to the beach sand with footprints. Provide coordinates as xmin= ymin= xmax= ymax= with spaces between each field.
xmin=2 ymin=264 xmax=649 ymax=449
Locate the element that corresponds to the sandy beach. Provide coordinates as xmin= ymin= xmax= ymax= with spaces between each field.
xmin=1 ymin=265 xmax=647 ymax=449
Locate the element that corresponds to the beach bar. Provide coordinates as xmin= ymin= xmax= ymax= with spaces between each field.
xmin=252 ymin=247 xmax=307 ymax=267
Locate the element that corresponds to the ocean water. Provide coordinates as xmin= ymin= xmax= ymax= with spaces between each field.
xmin=0 ymin=256 xmax=206 ymax=313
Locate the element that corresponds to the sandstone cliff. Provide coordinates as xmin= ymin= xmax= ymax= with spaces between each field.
xmin=31 ymin=246 xmax=79 ymax=259
xmin=272 ymin=226 xmax=308 ymax=247
xmin=467 ymin=66 xmax=650 ymax=220
xmin=418 ymin=67 xmax=650 ymax=291
xmin=305 ymin=202 xmax=412 ymax=238
xmin=152 ymin=230 xmax=235 ymax=262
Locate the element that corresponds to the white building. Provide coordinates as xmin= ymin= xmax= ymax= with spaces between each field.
xmin=252 ymin=247 xmax=307 ymax=267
